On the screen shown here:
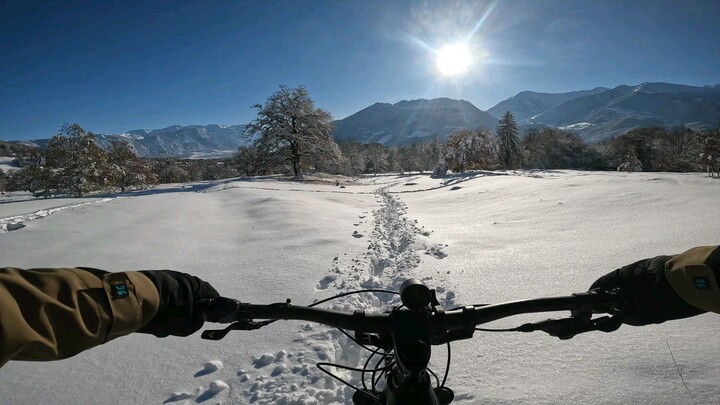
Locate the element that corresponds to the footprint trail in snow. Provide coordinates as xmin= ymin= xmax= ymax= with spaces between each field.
xmin=171 ymin=188 xmax=455 ymax=404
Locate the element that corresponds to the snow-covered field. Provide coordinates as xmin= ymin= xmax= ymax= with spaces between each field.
xmin=1 ymin=170 xmax=719 ymax=404
xmin=0 ymin=156 xmax=18 ymax=173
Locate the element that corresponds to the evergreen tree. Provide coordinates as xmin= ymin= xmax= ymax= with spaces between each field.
xmin=496 ymin=111 xmax=521 ymax=169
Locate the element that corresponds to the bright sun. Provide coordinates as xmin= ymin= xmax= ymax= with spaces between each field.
xmin=436 ymin=44 xmax=473 ymax=76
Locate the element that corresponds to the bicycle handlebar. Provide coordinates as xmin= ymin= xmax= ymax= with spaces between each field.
xmin=201 ymin=281 xmax=625 ymax=405
xmin=202 ymin=286 xmax=624 ymax=342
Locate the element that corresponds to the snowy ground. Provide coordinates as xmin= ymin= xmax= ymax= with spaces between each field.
xmin=1 ymin=170 xmax=719 ymax=404
xmin=0 ymin=156 xmax=18 ymax=173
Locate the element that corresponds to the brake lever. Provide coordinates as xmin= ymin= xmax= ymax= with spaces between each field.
xmin=517 ymin=314 xmax=623 ymax=340
xmin=202 ymin=319 xmax=274 ymax=340
xmin=201 ymin=297 xmax=275 ymax=340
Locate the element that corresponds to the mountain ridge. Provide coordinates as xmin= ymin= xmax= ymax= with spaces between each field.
xmin=332 ymin=97 xmax=498 ymax=145
xmin=21 ymin=124 xmax=249 ymax=158
xmin=528 ymin=82 xmax=720 ymax=141
xmin=487 ymin=87 xmax=609 ymax=122
xmin=6 ymin=81 xmax=720 ymax=156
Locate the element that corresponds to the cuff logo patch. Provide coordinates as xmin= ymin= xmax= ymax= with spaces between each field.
xmin=693 ymin=276 xmax=711 ymax=289
xmin=112 ymin=283 xmax=130 ymax=298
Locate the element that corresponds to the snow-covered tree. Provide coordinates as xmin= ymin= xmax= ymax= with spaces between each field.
xmin=17 ymin=164 xmax=54 ymax=196
xmin=245 ymin=85 xmax=336 ymax=179
xmin=305 ymin=137 xmax=344 ymax=174
xmin=158 ymin=164 xmax=190 ymax=183
xmin=43 ymin=124 xmax=111 ymax=196
xmin=234 ymin=144 xmax=267 ymax=177
xmin=339 ymin=141 xmax=367 ymax=175
xmin=443 ymin=128 xmax=497 ymax=173
xmin=699 ymin=131 xmax=720 ymax=178
xmin=496 ymin=111 xmax=521 ymax=169
xmin=432 ymin=159 xmax=449 ymax=177
xmin=426 ymin=135 xmax=445 ymax=169
xmin=107 ymin=141 xmax=157 ymax=191
xmin=386 ymin=147 xmax=401 ymax=173
xmin=366 ymin=143 xmax=389 ymax=175
xmin=398 ymin=140 xmax=437 ymax=174
xmin=617 ymin=146 xmax=642 ymax=172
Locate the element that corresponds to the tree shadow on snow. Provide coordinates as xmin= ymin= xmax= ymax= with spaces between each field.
xmin=522 ymin=169 xmax=569 ymax=178
xmin=436 ymin=170 xmax=507 ymax=188
xmin=0 ymin=176 xmax=272 ymax=206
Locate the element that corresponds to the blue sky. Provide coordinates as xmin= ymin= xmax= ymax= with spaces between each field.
xmin=2 ymin=0 xmax=719 ymax=140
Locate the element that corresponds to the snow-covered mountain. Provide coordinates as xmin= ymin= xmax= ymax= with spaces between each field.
xmin=12 ymin=82 xmax=720 ymax=153
xmin=25 ymin=124 xmax=249 ymax=158
xmin=495 ymin=83 xmax=720 ymax=142
xmin=332 ymin=98 xmax=499 ymax=145
xmin=487 ymin=87 xmax=608 ymax=123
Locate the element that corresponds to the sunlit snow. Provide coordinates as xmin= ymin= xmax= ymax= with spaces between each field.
xmin=1 ymin=171 xmax=718 ymax=404
xmin=0 ymin=156 xmax=18 ymax=173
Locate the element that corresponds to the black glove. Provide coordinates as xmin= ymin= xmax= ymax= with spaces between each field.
xmin=137 ymin=270 xmax=220 ymax=337
xmin=590 ymin=256 xmax=705 ymax=326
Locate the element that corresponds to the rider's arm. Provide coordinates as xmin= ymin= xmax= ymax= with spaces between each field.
xmin=590 ymin=245 xmax=720 ymax=325
xmin=665 ymin=245 xmax=720 ymax=314
xmin=0 ymin=267 xmax=159 ymax=366
xmin=0 ymin=267 xmax=218 ymax=367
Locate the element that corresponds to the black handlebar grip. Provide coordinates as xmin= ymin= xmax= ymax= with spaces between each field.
xmin=206 ymin=297 xmax=242 ymax=323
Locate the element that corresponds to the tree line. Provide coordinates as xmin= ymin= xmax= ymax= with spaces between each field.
xmin=236 ymin=85 xmax=720 ymax=178
xmin=0 ymin=124 xmax=240 ymax=196
xmin=2 ymin=85 xmax=719 ymax=197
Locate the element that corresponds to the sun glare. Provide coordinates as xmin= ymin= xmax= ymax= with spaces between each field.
xmin=436 ymin=44 xmax=473 ymax=76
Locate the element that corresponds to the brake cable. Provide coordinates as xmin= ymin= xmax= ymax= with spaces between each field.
xmin=476 ymin=289 xmax=625 ymax=339
xmin=202 ymin=288 xmax=399 ymax=340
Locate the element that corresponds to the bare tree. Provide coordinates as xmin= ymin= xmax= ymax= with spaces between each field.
xmin=245 ymin=85 xmax=336 ymax=179
xmin=234 ymin=144 xmax=267 ymax=177
xmin=339 ymin=141 xmax=367 ymax=175
xmin=523 ymin=127 xmax=599 ymax=169
xmin=366 ymin=143 xmax=389 ymax=175
xmin=653 ymin=126 xmax=699 ymax=171
xmin=699 ymin=130 xmax=720 ymax=178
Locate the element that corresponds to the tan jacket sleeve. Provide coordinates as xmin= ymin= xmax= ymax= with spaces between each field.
xmin=0 ymin=268 xmax=159 ymax=367
xmin=665 ymin=245 xmax=720 ymax=314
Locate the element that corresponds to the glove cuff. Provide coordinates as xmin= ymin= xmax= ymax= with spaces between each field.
xmin=666 ymin=246 xmax=720 ymax=314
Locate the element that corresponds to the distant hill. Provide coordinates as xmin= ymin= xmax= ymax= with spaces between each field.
xmin=332 ymin=98 xmax=499 ymax=145
xmin=0 ymin=141 xmax=38 ymax=157
xmin=487 ymin=87 xmax=608 ymax=123
xmin=529 ymin=82 xmax=720 ymax=142
xmin=8 ymin=82 xmax=720 ymax=154
xmin=21 ymin=124 xmax=249 ymax=158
